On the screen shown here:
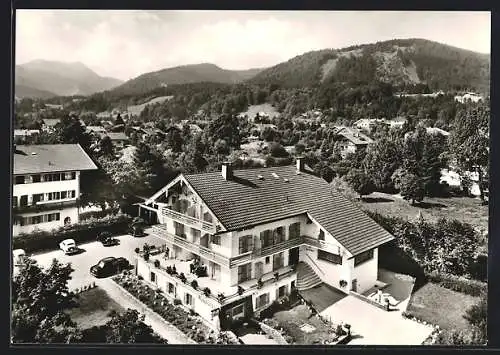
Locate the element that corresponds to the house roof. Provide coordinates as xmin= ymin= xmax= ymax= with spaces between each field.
xmin=102 ymin=132 xmax=129 ymax=141
xmin=14 ymin=144 xmax=98 ymax=175
xmin=183 ymin=165 xmax=394 ymax=255
xmin=86 ymin=126 xmax=107 ymax=132
xmin=42 ymin=118 xmax=61 ymax=127
xmin=426 ymin=127 xmax=450 ymax=136
xmin=337 ymin=127 xmax=374 ymax=145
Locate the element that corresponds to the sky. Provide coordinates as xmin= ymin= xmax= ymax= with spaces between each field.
xmin=15 ymin=10 xmax=491 ymax=81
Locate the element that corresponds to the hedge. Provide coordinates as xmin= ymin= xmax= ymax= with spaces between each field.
xmin=427 ymin=272 xmax=487 ymax=297
xmin=13 ymin=213 xmax=133 ymax=253
xmin=79 ymin=207 xmax=120 ymax=221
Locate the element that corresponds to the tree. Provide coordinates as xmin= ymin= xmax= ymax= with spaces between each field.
xmin=55 ymin=116 xmax=92 ymax=151
xmin=449 ymin=102 xmax=489 ymax=203
xmin=98 ymin=135 xmax=114 ymax=158
xmin=104 ymin=309 xmax=166 ymax=343
xmin=114 ymin=113 xmax=125 ymax=126
xmin=345 ymin=169 xmax=375 ymax=199
xmin=165 ymin=127 xmax=184 ymax=153
xmin=397 ymin=171 xmax=425 ymax=205
xmin=269 ymin=143 xmax=289 ymax=158
xmin=463 ymin=296 xmax=487 ymax=344
xmin=12 ymin=257 xmax=81 ymax=343
xmin=363 ymin=136 xmax=403 ymax=192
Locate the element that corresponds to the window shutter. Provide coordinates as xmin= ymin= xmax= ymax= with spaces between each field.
xmin=248 ymin=235 xmax=253 ymax=251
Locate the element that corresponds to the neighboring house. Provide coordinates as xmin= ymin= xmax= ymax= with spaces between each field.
xmin=454 ymin=92 xmax=484 ymax=103
xmin=137 ymin=159 xmax=394 ymax=330
xmin=12 ymin=144 xmax=98 ymax=236
xmin=45 ymin=104 xmax=64 ymax=110
xmin=86 ymin=126 xmax=107 ymax=135
xmin=386 ymin=116 xmax=407 ymax=129
xmin=353 ymin=118 xmax=385 ymax=132
xmin=425 ymin=127 xmax=450 ymax=137
xmin=335 ymin=127 xmax=374 ymax=158
xmin=101 ymin=132 xmax=130 ymax=149
xmin=42 ymin=118 xmax=61 ymax=131
xmin=97 ymin=111 xmax=112 ymax=119
xmin=14 ymin=129 xmax=40 ymax=141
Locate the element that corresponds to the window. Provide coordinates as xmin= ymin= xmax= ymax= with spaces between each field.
xmin=211 ymin=235 xmax=221 ymax=245
xmin=319 ymin=230 xmax=325 ymax=241
xmin=185 ymin=293 xmax=193 ymax=306
xmin=15 ymin=176 xmax=24 ymax=184
xmin=25 ymin=175 xmax=33 ymax=184
xmin=13 ymin=196 xmax=17 ymax=208
xmin=174 ymin=221 xmax=185 ymax=238
xmin=256 ymin=293 xmax=270 ymax=309
xmin=238 ymin=263 xmax=252 ymax=283
xmin=273 ymin=226 xmax=285 ymax=244
xmin=288 ymin=222 xmax=300 ymax=239
xmin=71 ymin=190 xmax=76 ymax=198
xmin=231 ymin=304 xmax=244 ymax=319
xmin=20 ymin=195 xmax=28 ymax=207
xmin=32 ymin=193 xmax=44 ymax=204
xmin=150 ymin=272 xmax=156 ymax=283
xmin=191 ymin=228 xmax=201 ymax=241
xmin=318 ymin=250 xmax=342 ymax=265
xmin=64 ymin=172 xmax=75 ymax=180
xmin=354 ymin=249 xmax=374 ymax=266
xmin=260 ymin=230 xmax=273 ymax=248
xmin=61 ymin=191 xmax=67 ymax=199
xmin=32 ymin=174 xmax=41 ymax=183
xmin=168 ymin=283 xmax=175 ymax=294
xmin=239 ymin=235 xmax=253 ymax=254
xmin=273 ymin=252 xmax=284 ymax=271
xmin=278 ymin=285 xmax=287 ymax=298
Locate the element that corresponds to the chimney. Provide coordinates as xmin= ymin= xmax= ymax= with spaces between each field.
xmin=221 ymin=162 xmax=233 ymax=181
xmin=296 ymin=157 xmax=305 ymax=173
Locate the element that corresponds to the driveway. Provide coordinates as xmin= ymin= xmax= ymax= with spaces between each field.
xmin=320 ymin=296 xmax=433 ymax=345
xmin=31 ymin=229 xmax=167 ymax=291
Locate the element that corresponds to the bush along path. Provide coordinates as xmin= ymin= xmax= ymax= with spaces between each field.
xmin=107 ymin=272 xmax=240 ymax=344
xmin=97 ymin=277 xmax=196 ymax=344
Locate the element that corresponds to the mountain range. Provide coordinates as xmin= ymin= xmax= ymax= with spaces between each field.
xmin=16 ymin=39 xmax=490 ymax=99
xmin=15 ymin=60 xmax=124 ymax=98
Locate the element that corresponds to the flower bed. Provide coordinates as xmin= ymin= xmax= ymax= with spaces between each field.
xmin=112 ymin=272 xmax=239 ymax=344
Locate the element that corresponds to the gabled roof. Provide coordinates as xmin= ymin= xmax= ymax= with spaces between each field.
xmin=14 ymin=144 xmax=98 ymax=175
xmin=42 ymin=118 xmax=61 ymax=127
xmin=337 ymin=127 xmax=374 ymax=145
xmin=102 ymin=132 xmax=129 ymax=141
xmin=183 ymin=165 xmax=394 ymax=255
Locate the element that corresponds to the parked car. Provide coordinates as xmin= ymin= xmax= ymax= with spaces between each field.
xmin=13 ymin=249 xmax=26 ymax=266
xmin=59 ymin=239 xmax=80 ymax=255
xmin=96 ymin=232 xmax=119 ymax=247
xmin=90 ymin=257 xmax=130 ymax=278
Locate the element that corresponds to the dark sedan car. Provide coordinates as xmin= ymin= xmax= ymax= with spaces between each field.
xmin=90 ymin=257 xmax=130 ymax=278
xmin=96 ymin=232 xmax=119 ymax=247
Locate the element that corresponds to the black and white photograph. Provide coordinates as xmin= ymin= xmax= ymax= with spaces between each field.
xmin=11 ymin=9 xmax=489 ymax=346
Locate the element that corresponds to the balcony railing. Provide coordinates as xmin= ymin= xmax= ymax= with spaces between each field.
xmin=253 ymin=237 xmax=303 ymax=258
xmin=13 ymin=199 xmax=78 ymax=214
xmin=150 ymin=225 xmax=230 ymax=268
xmin=302 ymin=236 xmax=340 ymax=253
xmin=161 ymin=207 xmax=216 ymax=234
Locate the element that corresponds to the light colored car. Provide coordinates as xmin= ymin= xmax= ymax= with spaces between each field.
xmin=59 ymin=239 xmax=79 ymax=255
xmin=13 ymin=249 xmax=26 ymax=266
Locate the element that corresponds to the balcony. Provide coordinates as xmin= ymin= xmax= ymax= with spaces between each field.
xmin=13 ymin=199 xmax=78 ymax=214
xmin=161 ymin=207 xmax=216 ymax=234
xmin=302 ymin=236 xmax=340 ymax=254
xmin=150 ymin=224 xmax=230 ymax=268
xmin=253 ymin=237 xmax=303 ymax=258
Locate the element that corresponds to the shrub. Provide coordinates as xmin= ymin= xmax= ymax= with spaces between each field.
xmin=13 ymin=213 xmax=133 ymax=253
xmin=427 ymin=272 xmax=487 ymax=297
xmin=143 ymin=252 xmax=150 ymax=262
xmin=237 ymin=286 xmax=244 ymax=295
xmin=135 ymin=247 xmax=140 ymax=254
xmin=79 ymin=207 xmax=120 ymax=221
xmin=217 ymin=293 xmax=225 ymax=302
xmin=166 ymin=266 xmax=173 ymax=274
xmin=154 ymin=259 xmax=160 ymax=268
xmin=173 ymin=298 xmax=182 ymax=305
xmin=179 ymin=273 xmax=187 ymax=283
xmin=199 ymin=287 xmax=209 ymax=296
xmin=191 ymin=280 xmax=198 ymax=290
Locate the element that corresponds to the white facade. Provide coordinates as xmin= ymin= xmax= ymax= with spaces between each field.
xmin=13 ymin=171 xmax=82 ymax=236
xmin=138 ymin=174 xmax=381 ymax=329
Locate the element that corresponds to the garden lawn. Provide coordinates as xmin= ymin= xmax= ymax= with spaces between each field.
xmin=358 ymin=192 xmax=488 ymax=235
xmin=272 ymin=304 xmax=338 ymax=344
xmin=67 ymin=287 xmax=125 ymax=329
xmin=406 ymin=282 xmax=480 ymax=331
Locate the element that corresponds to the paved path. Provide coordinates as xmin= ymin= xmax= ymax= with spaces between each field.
xmin=97 ymin=278 xmax=196 ymax=344
xmin=320 ymin=295 xmax=433 ymax=345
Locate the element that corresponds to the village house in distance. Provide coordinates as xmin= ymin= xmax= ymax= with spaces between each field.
xmin=137 ymin=158 xmax=394 ymax=330
xmin=12 ymin=144 xmax=97 ymax=236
